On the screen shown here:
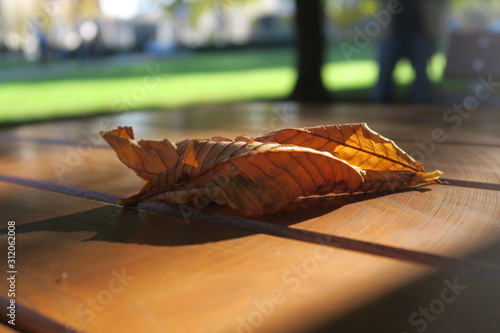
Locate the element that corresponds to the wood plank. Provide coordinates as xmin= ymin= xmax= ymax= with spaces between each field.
xmin=0 ymin=323 xmax=18 ymax=333
xmin=1 ymin=103 xmax=499 ymax=332
xmin=0 ymin=141 xmax=143 ymax=197
xmin=1 ymin=117 xmax=498 ymax=261
xmin=1 ymin=183 xmax=436 ymax=333
xmin=2 ymin=104 xmax=499 ymax=144
xmin=312 ymin=266 xmax=500 ymax=333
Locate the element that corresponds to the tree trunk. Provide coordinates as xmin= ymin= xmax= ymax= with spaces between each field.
xmin=288 ymin=0 xmax=331 ymax=103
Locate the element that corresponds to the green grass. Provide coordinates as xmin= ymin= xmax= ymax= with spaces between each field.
xmin=0 ymin=45 xmax=446 ymax=124
xmin=0 ymin=67 xmax=296 ymax=122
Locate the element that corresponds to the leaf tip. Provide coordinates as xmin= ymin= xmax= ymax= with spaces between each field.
xmin=100 ymin=126 xmax=135 ymax=140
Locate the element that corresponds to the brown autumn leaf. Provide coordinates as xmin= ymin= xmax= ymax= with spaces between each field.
xmin=100 ymin=126 xmax=190 ymax=181
xmin=252 ymin=123 xmax=443 ymax=192
xmin=110 ymin=137 xmax=363 ymax=215
xmin=100 ymin=124 xmax=442 ymax=215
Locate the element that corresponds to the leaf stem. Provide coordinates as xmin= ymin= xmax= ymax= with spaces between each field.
xmin=413 ymin=170 xmax=444 ymax=182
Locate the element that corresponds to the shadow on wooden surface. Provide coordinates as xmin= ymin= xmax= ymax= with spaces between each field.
xmin=307 ymin=238 xmax=500 ymax=333
xmin=249 ymin=187 xmax=431 ymax=225
xmin=0 ymin=188 xmax=428 ymax=247
xmin=0 ymin=205 xmax=251 ymax=246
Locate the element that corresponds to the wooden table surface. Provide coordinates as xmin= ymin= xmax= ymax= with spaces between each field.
xmin=0 ymin=103 xmax=499 ymax=333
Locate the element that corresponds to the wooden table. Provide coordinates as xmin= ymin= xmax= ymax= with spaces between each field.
xmin=1 ymin=103 xmax=499 ymax=333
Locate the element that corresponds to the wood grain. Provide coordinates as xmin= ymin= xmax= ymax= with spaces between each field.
xmin=1 ymin=104 xmax=499 ymax=333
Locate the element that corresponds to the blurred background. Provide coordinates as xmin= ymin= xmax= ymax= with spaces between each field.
xmin=0 ymin=0 xmax=499 ymax=125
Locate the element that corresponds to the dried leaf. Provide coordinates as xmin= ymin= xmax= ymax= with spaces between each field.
xmin=100 ymin=126 xmax=189 ymax=181
xmin=252 ymin=123 xmax=442 ymax=192
xmin=117 ymin=139 xmax=363 ymax=215
xmin=101 ymin=124 xmax=443 ymax=216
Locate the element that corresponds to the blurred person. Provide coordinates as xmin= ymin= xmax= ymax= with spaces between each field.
xmin=36 ymin=28 xmax=52 ymax=63
xmin=78 ymin=20 xmax=103 ymax=60
xmin=372 ymin=0 xmax=448 ymax=104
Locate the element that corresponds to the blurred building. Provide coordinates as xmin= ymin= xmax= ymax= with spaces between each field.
xmin=0 ymin=0 xmax=295 ymax=61
xmin=0 ymin=0 xmax=102 ymax=59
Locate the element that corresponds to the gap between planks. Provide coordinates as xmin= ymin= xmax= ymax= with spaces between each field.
xmin=1 ymin=173 xmax=500 ymax=279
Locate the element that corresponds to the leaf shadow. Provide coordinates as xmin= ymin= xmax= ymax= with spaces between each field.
xmin=0 ymin=187 xmax=430 ymax=247
xmin=251 ymin=187 xmax=431 ymax=226
xmin=0 ymin=205 xmax=251 ymax=246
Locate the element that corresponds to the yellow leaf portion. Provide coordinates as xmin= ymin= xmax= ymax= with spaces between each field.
xmin=253 ymin=123 xmax=442 ymax=192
